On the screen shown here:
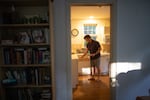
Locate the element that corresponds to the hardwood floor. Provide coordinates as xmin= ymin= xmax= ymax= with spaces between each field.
xmin=73 ymin=75 xmax=111 ymax=100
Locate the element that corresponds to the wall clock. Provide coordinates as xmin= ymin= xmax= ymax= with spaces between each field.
xmin=71 ymin=29 xmax=79 ymax=37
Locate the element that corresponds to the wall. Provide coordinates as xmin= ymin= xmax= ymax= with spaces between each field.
xmin=53 ymin=0 xmax=111 ymax=100
xmin=53 ymin=0 xmax=72 ymax=100
xmin=71 ymin=18 xmax=110 ymax=53
xmin=53 ymin=0 xmax=150 ymax=100
xmin=115 ymin=0 xmax=150 ymax=100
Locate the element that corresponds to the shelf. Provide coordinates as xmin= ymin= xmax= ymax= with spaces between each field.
xmin=0 ymin=23 xmax=49 ymax=28
xmin=0 ymin=0 xmax=48 ymax=7
xmin=0 ymin=64 xmax=50 ymax=68
xmin=0 ymin=0 xmax=52 ymax=99
xmin=5 ymin=84 xmax=51 ymax=88
xmin=0 ymin=43 xmax=50 ymax=47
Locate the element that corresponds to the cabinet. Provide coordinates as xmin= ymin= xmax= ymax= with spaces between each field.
xmin=71 ymin=54 xmax=78 ymax=88
xmin=78 ymin=58 xmax=90 ymax=75
xmin=100 ymin=54 xmax=110 ymax=75
xmin=104 ymin=26 xmax=110 ymax=44
xmin=0 ymin=0 xmax=53 ymax=100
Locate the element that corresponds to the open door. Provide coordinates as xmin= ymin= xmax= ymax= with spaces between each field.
xmin=71 ymin=5 xmax=111 ymax=100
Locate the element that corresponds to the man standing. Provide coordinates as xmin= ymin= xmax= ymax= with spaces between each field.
xmin=81 ymin=35 xmax=101 ymax=80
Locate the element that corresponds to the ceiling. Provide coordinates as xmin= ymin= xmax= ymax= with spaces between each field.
xmin=71 ymin=6 xmax=110 ymax=19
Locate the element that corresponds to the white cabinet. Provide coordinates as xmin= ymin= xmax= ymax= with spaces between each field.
xmin=77 ymin=53 xmax=110 ymax=76
xmin=100 ymin=54 xmax=110 ymax=75
xmin=71 ymin=54 xmax=78 ymax=88
xmin=78 ymin=59 xmax=90 ymax=75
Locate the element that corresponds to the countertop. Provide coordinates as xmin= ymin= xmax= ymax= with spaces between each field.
xmin=72 ymin=52 xmax=110 ymax=61
xmin=72 ymin=54 xmax=78 ymax=60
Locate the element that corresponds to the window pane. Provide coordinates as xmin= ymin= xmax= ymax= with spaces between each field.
xmin=84 ymin=24 xmax=97 ymax=34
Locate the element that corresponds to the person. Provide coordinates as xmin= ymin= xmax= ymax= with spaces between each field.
xmin=80 ymin=35 xmax=101 ymax=81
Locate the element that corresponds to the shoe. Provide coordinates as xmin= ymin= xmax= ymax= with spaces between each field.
xmin=88 ymin=77 xmax=95 ymax=80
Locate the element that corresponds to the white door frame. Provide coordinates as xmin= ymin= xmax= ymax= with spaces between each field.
xmin=69 ymin=3 xmax=114 ymax=100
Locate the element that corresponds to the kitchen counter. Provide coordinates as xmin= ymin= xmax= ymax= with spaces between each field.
xmin=100 ymin=53 xmax=110 ymax=75
xmin=71 ymin=52 xmax=110 ymax=83
xmin=76 ymin=52 xmax=110 ymax=56
xmin=77 ymin=54 xmax=89 ymax=61
xmin=72 ymin=52 xmax=110 ymax=75
xmin=101 ymin=52 xmax=110 ymax=56
xmin=72 ymin=54 xmax=78 ymax=60
xmin=76 ymin=52 xmax=110 ymax=60
xmin=71 ymin=54 xmax=78 ymax=88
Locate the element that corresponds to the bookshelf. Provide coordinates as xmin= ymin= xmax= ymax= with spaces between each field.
xmin=0 ymin=0 xmax=53 ymax=100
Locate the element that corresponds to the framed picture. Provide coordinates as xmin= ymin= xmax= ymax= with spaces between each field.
xmin=18 ymin=31 xmax=30 ymax=44
xmin=31 ymin=29 xmax=46 ymax=43
xmin=43 ymin=51 xmax=50 ymax=64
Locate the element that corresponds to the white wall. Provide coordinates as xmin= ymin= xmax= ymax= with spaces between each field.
xmin=53 ymin=0 xmax=72 ymax=100
xmin=71 ymin=19 xmax=109 ymax=47
xmin=115 ymin=0 xmax=150 ymax=100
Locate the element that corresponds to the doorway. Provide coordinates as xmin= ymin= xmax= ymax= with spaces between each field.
xmin=71 ymin=5 xmax=111 ymax=100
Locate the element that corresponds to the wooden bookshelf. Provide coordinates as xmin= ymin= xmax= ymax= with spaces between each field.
xmin=0 ymin=0 xmax=53 ymax=100
xmin=0 ymin=43 xmax=50 ymax=47
xmin=0 ymin=23 xmax=49 ymax=28
xmin=0 ymin=64 xmax=50 ymax=67
xmin=5 ymin=85 xmax=52 ymax=88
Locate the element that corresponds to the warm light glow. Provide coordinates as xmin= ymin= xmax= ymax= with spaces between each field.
xmin=84 ymin=16 xmax=96 ymax=23
xmin=82 ymin=68 xmax=91 ymax=75
xmin=86 ymin=19 xmax=96 ymax=24
xmin=110 ymin=62 xmax=142 ymax=87
xmin=110 ymin=62 xmax=141 ymax=77
xmin=89 ymin=16 xmax=94 ymax=19
xmin=99 ymin=26 xmax=105 ymax=43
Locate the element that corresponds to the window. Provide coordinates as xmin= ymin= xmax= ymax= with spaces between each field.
xmin=84 ymin=24 xmax=97 ymax=34
xmin=83 ymin=24 xmax=97 ymax=47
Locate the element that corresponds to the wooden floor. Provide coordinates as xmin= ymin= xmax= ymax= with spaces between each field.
xmin=73 ymin=75 xmax=111 ymax=100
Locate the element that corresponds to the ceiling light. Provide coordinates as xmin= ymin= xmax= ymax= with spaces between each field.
xmin=89 ymin=16 xmax=94 ymax=19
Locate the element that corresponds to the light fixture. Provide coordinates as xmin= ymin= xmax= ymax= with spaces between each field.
xmin=89 ymin=16 xmax=94 ymax=19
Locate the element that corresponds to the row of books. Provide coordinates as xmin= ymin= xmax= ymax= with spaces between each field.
xmin=3 ymin=68 xmax=51 ymax=86
xmin=1 ymin=28 xmax=50 ymax=45
xmin=3 ymin=47 xmax=50 ymax=64
xmin=6 ymin=88 xmax=51 ymax=100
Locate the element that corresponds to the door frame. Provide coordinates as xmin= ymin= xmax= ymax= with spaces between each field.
xmin=69 ymin=3 xmax=113 ymax=100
